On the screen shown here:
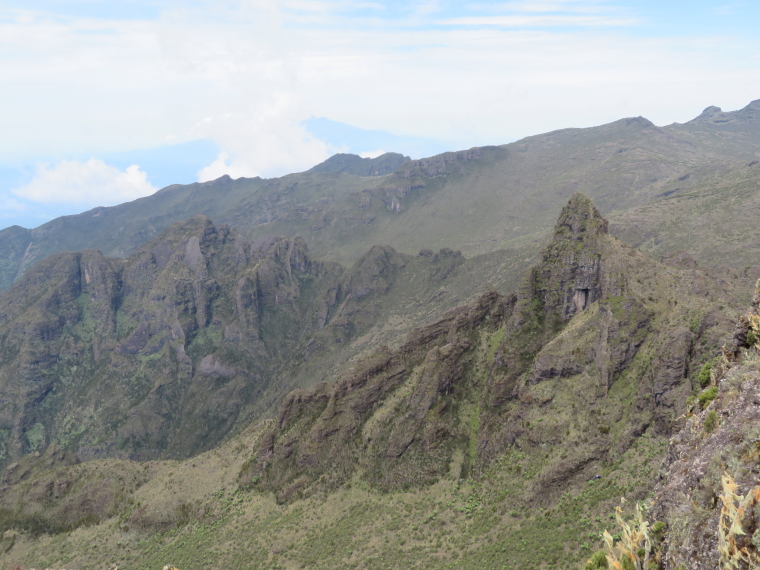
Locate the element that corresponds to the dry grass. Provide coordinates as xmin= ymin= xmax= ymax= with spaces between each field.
xmin=718 ymin=473 xmax=760 ymax=569
xmin=597 ymin=499 xmax=651 ymax=570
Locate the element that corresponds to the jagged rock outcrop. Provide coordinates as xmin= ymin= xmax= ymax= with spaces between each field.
xmin=396 ymin=148 xmax=497 ymax=179
xmin=0 ymin=213 xmax=517 ymax=471
xmin=0 ymin=216 xmax=348 ymax=467
xmin=251 ymin=291 xmax=505 ymax=501
xmin=247 ymin=193 xmax=741 ymax=503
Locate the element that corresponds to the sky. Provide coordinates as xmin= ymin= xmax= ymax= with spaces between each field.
xmin=1 ymin=0 xmax=759 ymax=230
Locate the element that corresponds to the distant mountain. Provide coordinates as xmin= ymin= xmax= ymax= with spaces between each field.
xmin=2 ymin=99 xmax=760 ymax=293
xmin=685 ymin=99 xmax=760 ymax=129
xmin=609 ymin=159 xmax=760 ymax=269
xmin=306 ymin=152 xmax=411 ymax=176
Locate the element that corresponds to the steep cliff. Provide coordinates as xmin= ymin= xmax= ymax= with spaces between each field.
xmin=248 ymin=194 xmax=743 ymax=513
xmin=0 ymin=215 xmax=345 ymax=466
xmin=0 ymin=214 xmax=516 ymax=470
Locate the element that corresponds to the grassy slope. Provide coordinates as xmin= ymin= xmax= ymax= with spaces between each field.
xmin=0 ymin=421 xmax=664 ymax=570
xmin=608 ymin=161 xmax=760 ymax=270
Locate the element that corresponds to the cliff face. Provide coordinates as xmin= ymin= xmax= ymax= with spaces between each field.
xmin=249 ymin=193 xmax=743 ymax=506
xmin=0 ymin=213 xmax=533 ymax=470
xmin=0 ymin=215 xmax=345 ymax=466
xmin=649 ymin=286 xmax=760 ymax=570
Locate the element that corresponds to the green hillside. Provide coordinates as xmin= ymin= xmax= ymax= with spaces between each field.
xmin=1 ymin=100 xmax=760 ymax=570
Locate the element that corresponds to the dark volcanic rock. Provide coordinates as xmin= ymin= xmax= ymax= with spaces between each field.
xmin=0 ymin=212 xmax=510 ymax=471
xmin=649 ymin=288 xmax=760 ymax=569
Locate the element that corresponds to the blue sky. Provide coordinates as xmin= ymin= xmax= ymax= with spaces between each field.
xmin=1 ymin=0 xmax=759 ymax=230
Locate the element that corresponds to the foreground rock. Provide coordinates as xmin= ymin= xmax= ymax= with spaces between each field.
xmin=650 ymin=285 xmax=760 ymax=569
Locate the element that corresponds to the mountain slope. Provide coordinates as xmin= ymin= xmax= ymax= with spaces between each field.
xmin=3 ymin=100 xmax=760 ymax=293
xmin=306 ymin=152 xmax=411 ymax=176
xmin=644 ymin=287 xmax=760 ymax=569
xmin=0 ymin=193 xmax=750 ymax=570
xmin=0 ymin=214 xmax=536 ymax=471
xmin=249 ymin=194 xmax=744 ymax=503
xmin=609 ymin=158 xmax=760 ymax=270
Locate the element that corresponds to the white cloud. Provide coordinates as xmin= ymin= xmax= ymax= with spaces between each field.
xmin=359 ymin=149 xmax=386 ymax=158
xmin=437 ymin=15 xmax=634 ymax=26
xmin=198 ymin=152 xmax=246 ymax=181
xmin=0 ymin=196 xmax=27 ymax=213
xmin=473 ymin=1 xmax=622 ymax=14
xmin=193 ymin=95 xmax=331 ymax=181
xmin=0 ymin=1 xmax=759 ymax=184
xmin=14 ymin=159 xmax=157 ymax=206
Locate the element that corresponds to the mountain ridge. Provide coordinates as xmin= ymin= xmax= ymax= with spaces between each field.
xmin=1 ymin=99 xmax=760 ymax=569
xmin=246 ymin=193 xmax=743 ymax=508
xmin=306 ymin=152 xmax=411 ymax=176
xmin=3 ymin=99 xmax=760 ymax=293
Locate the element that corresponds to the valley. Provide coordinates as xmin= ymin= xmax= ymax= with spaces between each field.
xmin=1 ymin=101 xmax=760 ymax=569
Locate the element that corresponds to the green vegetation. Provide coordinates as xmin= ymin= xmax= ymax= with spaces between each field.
xmin=24 ymin=423 xmax=45 ymax=452
xmin=0 ymin=189 xmax=755 ymax=570
xmin=584 ymin=550 xmax=609 ymax=570
xmin=698 ymin=386 xmax=718 ymax=409
xmin=0 ymin=419 xmax=673 ymax=570
xmin=698 ymin=361 xmax=712 ymax=388
xmin=704 ymin=410 xmax=719 ymax=432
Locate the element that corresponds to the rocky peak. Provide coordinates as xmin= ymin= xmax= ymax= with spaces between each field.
xmin=691 ymin=105 xmax=723 ymax=122
xmin=344 ymin=245 xmax=407 ymax=299
xmin=522 ymin=193 xmax=611 ymax=322
xmin=135 ymin=214 xmax=220 ymax=266
xmin=688 ymin=99 xmax=760 ymax=126
xmin=552 ymin=192 xmax=609 ymax=241
xmin=307 ymin=152 xmax=411 ymax=176
xmin=394 ymin=146 xmax=506 ymax=180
